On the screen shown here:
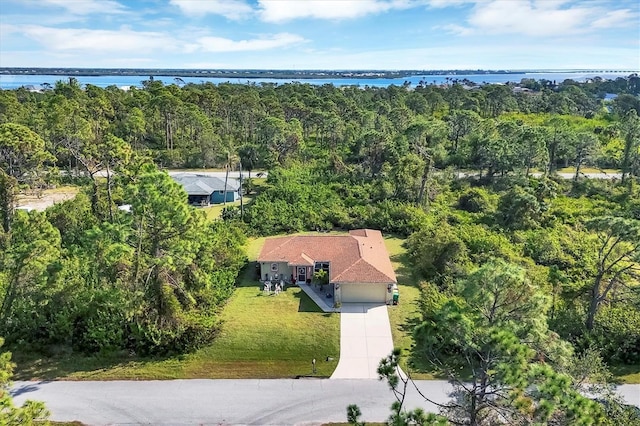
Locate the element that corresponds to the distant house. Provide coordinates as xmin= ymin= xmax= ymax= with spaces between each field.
xmin=257 ymin=229 xmax=397 ymax=304
xmin=172 ymin=173 xmax=239 ymax=206
xmin=512 ymin=86 xmax=533 ymax=94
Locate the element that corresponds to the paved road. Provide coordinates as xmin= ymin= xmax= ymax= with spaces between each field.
xmin=331 ymin=304 xmax=394 ymax=379
xmin=457 ymin=171 xmax=623 ymax=180
xmin=11 ymin=379 xmax=638 ymax=425
xmin=93 ymin=170 xmax=266 ymax=179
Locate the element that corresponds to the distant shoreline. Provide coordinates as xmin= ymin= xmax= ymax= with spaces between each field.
xmin=1 ymin=68 xmax=636 ymax=80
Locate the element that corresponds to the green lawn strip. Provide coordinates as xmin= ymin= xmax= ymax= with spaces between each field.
xmin=202 ymin=196 xmax=252 ymax=221
xmin=610 ymin=364 xmax=640 ymax=384
xmin=557 ymin=167 xmax=621 ymax=175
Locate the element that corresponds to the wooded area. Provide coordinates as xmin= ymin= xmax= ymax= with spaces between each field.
xmin=1 ymin=75 xmax=639 ymax=424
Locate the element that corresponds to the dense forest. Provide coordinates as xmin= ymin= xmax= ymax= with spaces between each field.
xmin=1 ymin=74 xmax=639 ymax=424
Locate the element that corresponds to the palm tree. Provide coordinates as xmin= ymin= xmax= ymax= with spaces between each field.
xmin=238 ymin=144 xmax=259 ymax=181
xmin=222 ymin=150 xmax=239 ymax=206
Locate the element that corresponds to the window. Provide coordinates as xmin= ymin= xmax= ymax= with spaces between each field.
xmin=314 ymin=262 xmax=330 ymax=273
xmin=271 ymin=263 xmax=279 ymax=272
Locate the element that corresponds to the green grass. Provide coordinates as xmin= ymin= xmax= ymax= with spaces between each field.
xmin=611 ymin=364 xmax=640 ymax=384
xmin=200 ymin=176 xmax=267 ymax=221
xmin=384 ymin=236 xmax=439 ymax=380
xmin=13 ymin=235 xmax=339 ymax=380
xmin=201 ymin=197 xmax=252 ymax=221
xmin=557 ymin=167 xmax=621 ymax=174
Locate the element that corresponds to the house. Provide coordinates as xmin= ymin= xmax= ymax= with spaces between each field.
xmin=172 ymin=173 xmax=239 ymax=206
xmin=257 ymin=229 xmax=397 ymax=304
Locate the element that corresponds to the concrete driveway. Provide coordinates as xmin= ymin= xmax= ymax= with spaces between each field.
xmin=331 ymin=303 xmax=394 ymax=379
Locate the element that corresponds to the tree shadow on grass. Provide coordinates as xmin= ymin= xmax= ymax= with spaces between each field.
xmin=293 ymin=288 xmax=327 ymax=313
xmin=389 ymin=249 xmax=420 ymax=288
xmin=394 ymin=310 xmax=449 ymax=380
xmin=235 ymin=261 xmax=262 ymax=288
xmin=11 ymin=347 xmax=180 ymax=381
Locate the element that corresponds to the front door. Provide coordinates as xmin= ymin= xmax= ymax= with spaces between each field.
xmin=297 ymin=267 xmax=306 ymax=283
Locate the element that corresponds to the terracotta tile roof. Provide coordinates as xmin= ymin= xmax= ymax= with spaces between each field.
xmin=258 ymin=229 xmax=396 ymax=284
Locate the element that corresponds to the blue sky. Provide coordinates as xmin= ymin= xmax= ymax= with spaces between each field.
xmin=1 ymin=0 xmax=638 ymax=70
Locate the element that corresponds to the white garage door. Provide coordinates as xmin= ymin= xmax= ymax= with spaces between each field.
xmin=341 ymin=283 xmax=388 ymax=303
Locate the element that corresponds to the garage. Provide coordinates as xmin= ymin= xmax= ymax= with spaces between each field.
xmin=340 ymin=283 xmax=388 ymax=303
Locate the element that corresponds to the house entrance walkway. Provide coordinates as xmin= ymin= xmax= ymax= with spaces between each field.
xmin=297 ymin=281 xmax=339 ymax=313
xmin=331 ymin=303 xmax=394 ymax=379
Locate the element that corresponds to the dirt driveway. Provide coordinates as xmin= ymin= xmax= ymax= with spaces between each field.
xmin=16 ymin=187 xmax=78 ymax=212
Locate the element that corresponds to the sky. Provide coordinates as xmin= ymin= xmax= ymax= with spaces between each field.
xmin=0 ymin=0 xmax=639 ymax=70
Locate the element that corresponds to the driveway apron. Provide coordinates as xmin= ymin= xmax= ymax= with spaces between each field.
xmin=331 ymin=303 xmax=394 ymax=379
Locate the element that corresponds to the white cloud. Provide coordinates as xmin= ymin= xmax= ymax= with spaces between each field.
xmin=427 ymin=0 xmax=473 ymax=8
xmin=257 ymin=0 xmax=417 ymax=22
xmin=169 ymin=0 xmax=253 ymax=20
xmin=437 ymin=0 xmax=639 ymax=37
xmin=439 ymin=23 xmax=473 ymax=36
xmin=467 ymin=1 xmax=595 ymax=36
xmin=197 ymin=33 xmax=306 ymax=52
xmin=37 ymin=0 xmax=128 ymax=15
xmin=9 ymin=24 xmax=307 ymax=56
xmin=18 ymin=25 xmax=179 ymax=53
xmin=592 ymin=9 xmax=637 ymax=28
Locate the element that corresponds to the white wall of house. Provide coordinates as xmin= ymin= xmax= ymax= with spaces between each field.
xmin=259 ymin=262 xmax=292 ymax=281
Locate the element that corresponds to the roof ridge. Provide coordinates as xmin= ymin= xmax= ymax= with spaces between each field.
xmin=331 ymin=257 xmax=364 ymax=282
xmin=353 ymin=234 xmax=363 ymax=258
xmin=351 ymin=232 xmax=397 ymax=283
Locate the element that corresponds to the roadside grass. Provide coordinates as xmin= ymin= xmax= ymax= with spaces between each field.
xmin=610 ymin=364 xmax=640 ymax=384
xmin=13 ymin=235 xmax=339 ymax=380
xmin=557 ymin=167 xmax=620 ymax=175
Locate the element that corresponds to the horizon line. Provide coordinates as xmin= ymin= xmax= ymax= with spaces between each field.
xmin=1 ymin=67 xmax=638 ymax=73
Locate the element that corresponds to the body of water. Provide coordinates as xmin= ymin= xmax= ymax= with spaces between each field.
xmin=0 ymin=71 xmax=632 ymax=90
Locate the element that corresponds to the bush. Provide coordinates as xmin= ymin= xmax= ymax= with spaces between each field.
xmin=71 ymin=288 xmax=129 ymax=353
xmin=406 ymin=223 xmax=470 ymax=286
xmin=590 ymin=306 xmax=640 ymax=364
xmin=457 ymin=187 xmax=494 ymax=213
xmin=128 ymin=311 xmax=221 ymax=356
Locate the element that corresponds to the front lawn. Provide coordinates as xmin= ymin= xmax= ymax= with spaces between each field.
xmin=13 ymin=237 xmax=339 ymax=380
xmin=202 ymin=197 xmax=251 ymax=221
